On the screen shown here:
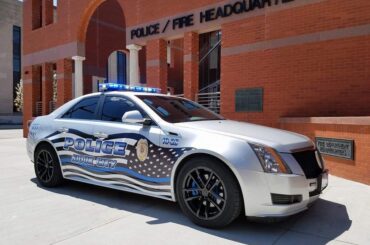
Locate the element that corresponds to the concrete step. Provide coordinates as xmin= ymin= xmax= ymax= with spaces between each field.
xmin=0 ymin=114 xmax=23 ymax=125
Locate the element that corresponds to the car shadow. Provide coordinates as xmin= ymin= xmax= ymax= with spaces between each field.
xmin=30 ymin=178 xmax=352 ymax=245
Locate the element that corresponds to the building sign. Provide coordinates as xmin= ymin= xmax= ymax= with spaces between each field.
xmin=315 ymin=137 xmax=354 ymax=160
xmin=130 ymin=0 xmax=295 ymax=40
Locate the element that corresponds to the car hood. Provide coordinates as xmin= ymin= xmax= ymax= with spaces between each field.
xmin=175 ymin=120 xmax=313 ymax=153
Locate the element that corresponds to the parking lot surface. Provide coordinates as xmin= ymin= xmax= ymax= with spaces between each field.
xmin=0 ymin=129 xmax=369 ymax=245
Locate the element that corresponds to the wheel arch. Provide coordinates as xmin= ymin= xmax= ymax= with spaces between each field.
xmin=170 ymin=150 xmax=246 ymax=206
xmin=33 ymin=139 xmax=61 ymax=166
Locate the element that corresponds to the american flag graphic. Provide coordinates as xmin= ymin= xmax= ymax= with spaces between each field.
xmin=48 ymin=130 xmax=193 ymax=199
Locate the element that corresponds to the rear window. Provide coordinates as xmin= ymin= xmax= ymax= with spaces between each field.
xmin=62 ymin=96 xmax=99 ymax=120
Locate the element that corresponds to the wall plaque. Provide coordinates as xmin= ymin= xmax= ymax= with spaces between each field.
xmin=315 ymin=137 xmax=354 ymax=160
xmin=235 ymin=87 xmax=263 ymax=112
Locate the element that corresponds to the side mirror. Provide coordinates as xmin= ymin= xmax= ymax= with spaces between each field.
xmin=122 ymin=110 xmax=152 ymax=126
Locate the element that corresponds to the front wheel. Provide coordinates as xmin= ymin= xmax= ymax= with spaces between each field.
xmin=176 ymin=157 xmax=242 ymax=228
xmin=34 ymin=144 xmax=64 ymax=187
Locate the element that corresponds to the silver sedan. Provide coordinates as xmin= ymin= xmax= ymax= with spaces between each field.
xmin=27 ymin=85 xmax=328 ymax=228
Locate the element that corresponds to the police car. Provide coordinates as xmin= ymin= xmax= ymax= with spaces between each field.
xmin=27 ymin=83 xmax=328 ymax=228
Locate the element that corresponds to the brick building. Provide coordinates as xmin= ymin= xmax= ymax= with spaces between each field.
xmin=22 ymin=0 xmax=370 ymax=184
xmin=0 ymin=0 xmax=22 ymax=115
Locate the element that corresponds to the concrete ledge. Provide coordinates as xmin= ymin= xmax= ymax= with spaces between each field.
xmin=279 ymin=117 xmax=370 ymax=126
xmin=0 ymin=114 xmax=23 ymax=125
xmin=279 ymin=117 xmax=370 ymax=185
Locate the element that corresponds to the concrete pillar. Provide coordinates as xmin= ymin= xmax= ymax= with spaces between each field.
xmin=56 ymin=58 xmax=73 ymax=108
xmin=146 ymin=39 xmax=167 ymax=93
xmin=183 ymin=32 xmax=199 ymax=100
xmin=41 ymin=63 xmax=53 ymax=115
xmin=126 ymin=44 xmax=142 ymax=86
xmin=72 ymin=56 xmax=85 ymax=98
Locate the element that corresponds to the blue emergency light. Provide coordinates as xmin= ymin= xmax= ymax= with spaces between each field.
xmin=99 ymin=83 xmax=161 ymax=93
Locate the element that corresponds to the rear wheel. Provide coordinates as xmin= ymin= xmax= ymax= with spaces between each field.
xmin=34 ymin=144 xmax=64 ymax=187
xmin=176 ymin=157 xmax=242 ymax=228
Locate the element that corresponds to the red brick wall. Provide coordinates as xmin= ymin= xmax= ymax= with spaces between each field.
xmin=221 ymin=35 xmax=370 ymax=127
xmin=56 ymin=59 xmax=73 ymax=108
xmin=23 ymin=0 xmax=225 ymax=55
xmin=146 ymin=39 xmax=167 ymax=93
xmin=221 ymin=1 xmax=370 ymax=127
xmin=183 ymin=32 xmax=199 ymax=100
xmin=41 ymin=63 xmax=53 ymax=114
xmin=280 ymin=119 xmax=370 ymax=185
xmin=23 ymin=65 xmax=42 ymax=137
xmin=168 ymin=39 xmax=184 ymax=94
xmin=23 ymin=0 xmax=370 ymax=122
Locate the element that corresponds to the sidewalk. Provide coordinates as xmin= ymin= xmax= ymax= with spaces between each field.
xmin=0 ymin=129 xmax=369 ymax=245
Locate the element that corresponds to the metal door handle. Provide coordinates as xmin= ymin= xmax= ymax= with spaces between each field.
xmin=58 ymin=127 xmax=69 ymax=133
xmin=94 ymin=132 xmax=108 ymax=139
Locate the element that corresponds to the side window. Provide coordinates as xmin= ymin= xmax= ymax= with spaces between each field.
xmin=62 ymin=96 xmax=100 ymax=120
xmin=101 ymin=96 xmax=143 ymax=122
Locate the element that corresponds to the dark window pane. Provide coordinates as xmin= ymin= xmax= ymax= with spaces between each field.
xmin=138 ymin=95 xmax=223 ymax=123
xmin=117 ymin=51 xmax=127 ymax=85
xmin=13 ymin=26 xmax=21 ymax=43
xmin=13 ymin=59 xmax=20 ymax=72
xmin=101 ymin=96 xmax=141 ymax=122
xmin=199 ymin=30 xmax=221 ymax=92
xmin=13 ymin=26 xmax=21 ymax=112
xmin=63 ymin=96 xmax=99 ymax=119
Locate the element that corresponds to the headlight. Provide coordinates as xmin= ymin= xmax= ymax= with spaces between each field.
xmin=315 ymin=150 xmax=325 ymax=169
xmin=249 ymin=143 xmax=291 ymax=174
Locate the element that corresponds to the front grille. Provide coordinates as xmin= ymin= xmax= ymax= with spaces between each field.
xmin=292 ymin=150 xmax=322 ymax=179
xmin=271 ymin=194 xmax=302 ymax=205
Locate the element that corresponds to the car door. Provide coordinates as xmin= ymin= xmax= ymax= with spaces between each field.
xmin=91 ymin=95 xmax=170 ymax=198
xmin=52 ymin=95 xmax=102 ymax=176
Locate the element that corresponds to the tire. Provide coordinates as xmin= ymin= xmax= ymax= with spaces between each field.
xmin=34 ymin=144 xmax=64 ymax=187
xmin=176 ymin=157 xmax=242 ymax=228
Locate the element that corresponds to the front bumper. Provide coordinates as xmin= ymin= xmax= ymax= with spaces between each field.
xmin=242 ymin=170 xmax=328 ymax=217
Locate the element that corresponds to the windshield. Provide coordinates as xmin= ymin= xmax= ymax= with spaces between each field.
xmin=137 ymin=95 xmax=224 ymax=123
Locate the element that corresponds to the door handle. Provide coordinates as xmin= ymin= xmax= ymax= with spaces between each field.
xmin=58 ymin=127 xmax=69 ymax=133
xmin=94 ymin=132 xmax=108 ymax=139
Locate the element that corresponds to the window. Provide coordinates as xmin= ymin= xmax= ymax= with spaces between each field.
xmin=101 ymin=96 xmax=143 ymax=122
xmin=13 ymin=26 xmax=21 ymax=112
xmin=117 ymin=51 xmax=127 ymax=85
xmin=167 ymin=41 xmax=172 ymax=66
xmin=107 ymin=51 xmax=128 ymax=84
xmin=62 ymin=96 xmax=100 ymax=120
xmin=137 ymin=95 xmax=223 ymax=123
xmin=53 ymin=0 xmax=58 ymax=23
xmin=199 ymin=31 xmax=221 ymax=93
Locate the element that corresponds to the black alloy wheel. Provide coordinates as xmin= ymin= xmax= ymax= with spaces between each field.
xmin=183 ymin=167 xmax=226 ymax=220
xmin=36 ymin=150 xmax=54 ymax=182
xmin=34 ymin=144 xmax=64 ymax=187
xmin=176 ymin=157 xmax=242 ymax=228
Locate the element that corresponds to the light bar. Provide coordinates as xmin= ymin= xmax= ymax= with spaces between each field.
xmin=99 ymin=83 xmax=161 ymax=93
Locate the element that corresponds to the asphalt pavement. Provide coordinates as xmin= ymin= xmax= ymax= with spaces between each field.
xmin=0 ymin=129 xmax=369 ymax=245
